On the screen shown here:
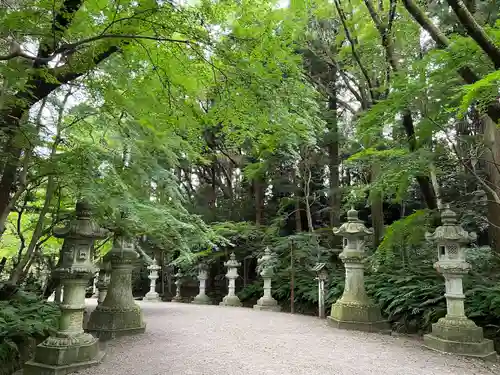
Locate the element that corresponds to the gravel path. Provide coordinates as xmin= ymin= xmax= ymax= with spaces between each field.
xmin=80 ymin=300 xmax=498 ymax=375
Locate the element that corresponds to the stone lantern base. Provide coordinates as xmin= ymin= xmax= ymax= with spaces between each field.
xmin=424 ymin=317 xmax=496 ymax=360
xmin=24 ymin=333 xmax=104 ymax=375
xmin=192 ymin=294 xmax=211 ymax=305
xmin=327 ymin=301 xmax=390 ymax=333
xmin=144 ymin=291 xmax=161 ymax=302
xmin=86 ymin=305 xmax=146 ymax=340
xmin=219 ymin=295 xmax=242 ymax=307
xmin=253 ymin=297 xmax=281 ymax=312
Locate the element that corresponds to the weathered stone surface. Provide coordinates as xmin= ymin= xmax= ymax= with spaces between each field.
xmin=219 ymin=294 xmax=242 ymax=307
xmin=24 ymin=201 xmax=108 ymax=375
xmin=328 ymin=301 xmax=390 ymax=333
xmin=328 ymin=208 xmax=388 ymax=333
xmin=219 ymin=253 xmax=242 ymax=307
xmin=423 ymin=207 xmax=496 ymax=360
xmin=86 ymin=235 xmax=146 ymax=339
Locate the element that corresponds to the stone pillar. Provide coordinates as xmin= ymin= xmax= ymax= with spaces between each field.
xmin=219 ymin=253 xmax=242 ymax=307
xmin=253 ymin=247 xmax=280 ymax=312
xmin=328 ymin=208 xmax=389 ymax=332
xmin=86 ymin=234 xmax=146 ymax=340
xmin=423 ymin=206 xmax=495 ymax=359
xmin=192 ymin=263 xmax=211 ymax=305
xmin=144 ymin=258 xmax=161 ymax=302
xmin=24 ymin=200 xmax=109 ymax=375
xmin=171 ymin=270 xmax=183 ymax=302
xmin=96 ymin=261 xmax=111 ymax=305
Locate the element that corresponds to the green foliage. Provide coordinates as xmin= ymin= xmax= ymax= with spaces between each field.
xmin=0 ymin=290 xmax=60 ymax=374
xmin=374 ymin=210 xmax=431 ymax=268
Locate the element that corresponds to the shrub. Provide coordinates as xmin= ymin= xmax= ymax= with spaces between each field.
xmin=0 ymin=289 xmax=60 ymax=375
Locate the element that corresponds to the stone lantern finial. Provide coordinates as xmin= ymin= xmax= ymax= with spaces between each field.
xmin=423 ymin=206 xmax=494 ymax=359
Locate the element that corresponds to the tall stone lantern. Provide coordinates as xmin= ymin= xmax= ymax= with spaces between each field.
xmin=86 ymin=233 xmax=146 ymax=339
xmin=253 ymin=247 xmax=280 ymax=312
xmin=219 ymin=253 xmax=242 ymax=307
xmin=328 ymin=208 xmax=389 ymax=332
xmin=423 ymin=206 xmax=495 ymax=359
xmin=172 ymin=270 xmax=184 ymax=302
xmin=192 ymin=262 xmax=211 ymax=305
xmin=144 ymin=258 xmax=161 ymax=302
xmin=24 ymin=200 xmax=109 ymax=375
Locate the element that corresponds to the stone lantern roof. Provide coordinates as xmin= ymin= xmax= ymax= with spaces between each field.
xmin=258 ymin=247 xmax=273 ymax=265
xmin=425 ymin=205 xmax=477 ymax=243
xmin=332 ymin=208 xmax=373 ymax=237
xmin=147 ymin=258 xmax=161 ymax=271
xmin=224 ymin=252 xmax=241 ymax=267
xmin=54 ymin=200 xmax=109 ymax=239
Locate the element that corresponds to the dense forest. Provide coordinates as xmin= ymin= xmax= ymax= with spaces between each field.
xmin=1 ymin=0 xmax=500 ymax=371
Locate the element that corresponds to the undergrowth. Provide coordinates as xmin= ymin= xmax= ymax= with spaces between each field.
xmin=0 ymin=289 xmax=60 ymax=375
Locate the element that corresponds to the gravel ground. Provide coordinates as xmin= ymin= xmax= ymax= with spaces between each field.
xmin=79 ymin=300 xmax=498 ymax=375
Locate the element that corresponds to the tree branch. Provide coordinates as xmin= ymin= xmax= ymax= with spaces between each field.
xmin=446 ymin=0 xmax=500 ymax=69
xmin=402 ymin=0 xmax=500 ymax=124
xmin=333 ymin=0 xmax=376 ymax=103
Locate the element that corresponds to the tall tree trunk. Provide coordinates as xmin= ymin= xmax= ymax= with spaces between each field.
xmin=9 ymin=92 xmax=69 ymax=283
xmin=370 ymin=163 xmax=384 ymax=248
xmin=254 ymin=177 xmax=265 ymax=225
xmin=481 ymin=115 xmax=500 ymax=254
xmin=292 ymin=169 xmax=302 ymax=232
xmin=326 ymin=79 xmax=341 ymax=228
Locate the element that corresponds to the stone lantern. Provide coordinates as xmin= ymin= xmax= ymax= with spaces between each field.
xmin=171 ymin=270 xmax=184 ymax=302
xmin=86 ymin=233 xmax=146 ymax=339
xmin=253 ymin=247 xmax=280 ymax=312
xmin=24 ymin=200 xmax=109 ymax=375
xmin=192 ymin=262 xmax=211 ymax=305
xmin=423 ymin=206 xmax=495 ymax=359
xmin=96 ymin=260 xmax=111 ymax=305
xmin=144 ymin=258 xmax=161 ymax=302
xmin=328 ymin=208 xmax=389 ymax=332
xmin=312 ymin=263 xmax=328 ymax=319
xmin=219 ymin=252 xmax=242 ymax=307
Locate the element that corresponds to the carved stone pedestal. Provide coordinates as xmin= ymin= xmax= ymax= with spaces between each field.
xmin=86 ymin=235 xmax=146 ymax=340
xmin=424 ymin=317 xmax=495 ymax=360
